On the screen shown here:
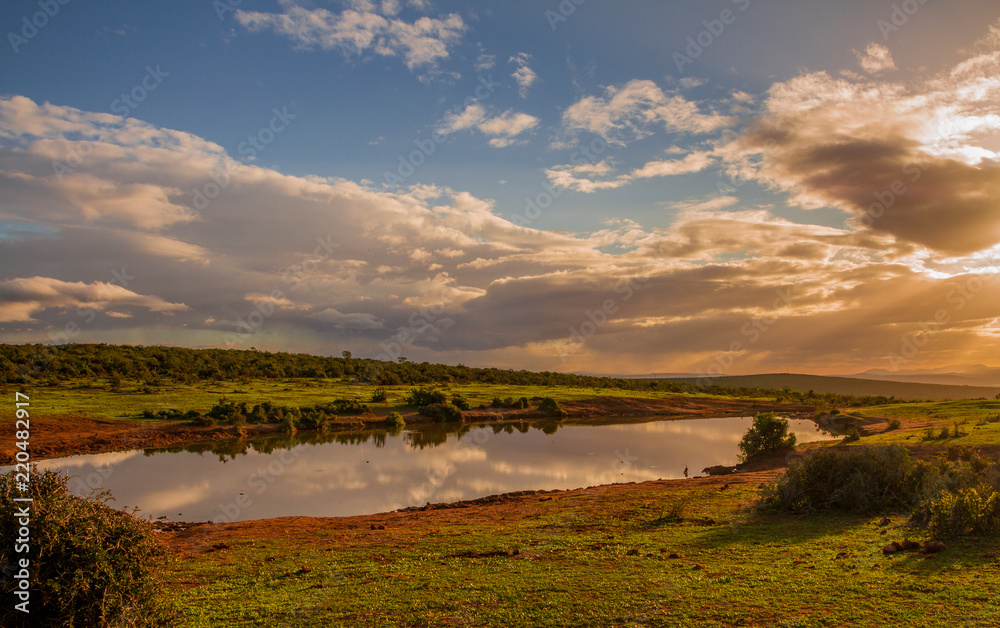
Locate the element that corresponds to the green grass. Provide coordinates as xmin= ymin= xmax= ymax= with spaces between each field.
xmin=165 ymin=485 xmax=1000 ymax=627
xmin=861 ymin=399 xmax=1000 ymax=423
xmin=4 ymin=377 xmax=753 ymax=422
xmin=840 ymin=400 xmax=1000 ymax=447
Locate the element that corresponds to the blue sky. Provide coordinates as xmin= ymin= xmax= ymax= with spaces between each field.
xmin=2 ymin=0 xmax=1000 ymax=375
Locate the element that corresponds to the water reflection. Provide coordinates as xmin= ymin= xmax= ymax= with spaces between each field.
xmin=30 ymin=416 xmax=832 ymax=522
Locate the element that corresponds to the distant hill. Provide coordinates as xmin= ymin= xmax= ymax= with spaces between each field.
xmin=662 ymin=373 xmax=1000 ymax=402
xmin=850 ymin=365 xmax=1000 ymax=388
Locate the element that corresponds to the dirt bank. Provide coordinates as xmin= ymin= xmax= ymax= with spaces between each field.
xmin=4 ymin=395 xmax=815 ymax=464
xmin=159 ymin=469 xmax=783 ymax=556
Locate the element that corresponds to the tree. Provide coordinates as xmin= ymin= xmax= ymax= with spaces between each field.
xmin=738 ymin=412 xmax=796 ymax=463
xmin=341 ymin=351 xmax=352 ymax=359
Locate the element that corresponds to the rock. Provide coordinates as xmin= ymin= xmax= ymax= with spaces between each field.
xmin=876 ymin=517 xmax=891 ymax=527
xmin=667 ymin=553 xmax=681 ymax=559
xmin=539 ymin=496 xmax=553 ymax=502
xmin=883 ymin=542 xmax=902 ymax=555
xmin=923 ymin=541 xmax=946 ymax=554
xmin=378 ymin=524 xmax=385 ymax=530
xmin=626 ymin=549 xmax=640 ymax=556
xmin=703 ymin=465 xmax=737 ymax=476
xmin=900 ymin=539 xmax=921 ymax=551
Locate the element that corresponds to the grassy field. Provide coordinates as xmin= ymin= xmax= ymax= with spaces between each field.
xmin=842 ymin=399 xmax=1000 ymax=447
xmin=3 ymin=378 xmax=731 ymax=422
xmin=164 ymin=482 xmax=1000 ymax=627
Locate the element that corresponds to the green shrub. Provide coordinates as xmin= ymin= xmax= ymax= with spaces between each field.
xmin=844 ymin=428 xmax=861 ymax=442
xmin=537 ymin=397 xmax=566 ymax=417
xmin=190 ymin=414 xmax=215 ymax=426
xmin=0 ymin=469 xmax=174 ymax=627
xmin=370 ymin=387 xmax=387 ymax=403
xmin=386 ymin=411 xmax=406 ymax=428
xmin=759 ymin=445 xmax=926 ymax=514
xmin=248 ymin=404 xmax=268 ymax=424
xmin=331 ymin=399 xmax=370 ymax=415
xmin=418 ymin=403 xmax=463 ymax=423
xmin=451 ymin=396 xmax=470 ymax=411
xmin=406 ymin=388 xmax=446 ymax=407
xmin=738 ymin=412 xmax=796 ymax=463
xmin=926 ymin=488 xmax=1000 ymax=537
xmin=887 ymin=418 xmax=902 ymax=430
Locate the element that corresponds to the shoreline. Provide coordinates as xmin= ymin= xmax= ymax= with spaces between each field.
xmin=4 ymin=395 xmax=817 ymax=464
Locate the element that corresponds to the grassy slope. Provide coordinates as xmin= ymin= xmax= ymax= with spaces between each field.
xmin=667 ymin=373 xmax=1000 ymax=401
xmin=165 ymin=483 xmax=1000 ymax=627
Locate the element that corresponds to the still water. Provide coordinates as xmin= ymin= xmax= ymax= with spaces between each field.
xmin=31 ymin=416 xmax=833 ymax=522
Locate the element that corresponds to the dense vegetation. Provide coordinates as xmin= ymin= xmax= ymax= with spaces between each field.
xmin=760 ymin=445 xmax=1000 ymax=537
xmin=2 ymin=343 xmax=905 ymax=407
xmin=0 ymin=469 xmax=173 ymax=627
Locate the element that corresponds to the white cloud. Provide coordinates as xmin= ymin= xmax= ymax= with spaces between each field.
xmin=509 ymin=52 xmax=538 ymax=98
xmin=546 ymin=150 xmax=716 ymax=192
xmin=663 ymin=196 xmax=740 ymax=213
xmin=437 ymin=103 xmax=539 ymax=147
xmin=727 ymin=41 xmax=1000 ymax=254
xmin=0 ymin=276 xmax=188 ymax=323
xmin=855 ymin=43 xmax=896 ymax=75
xmin=235 ymin=1 xmax=466 ymax=71
xmin=307 ymin=308 xmax=384 ymax=330
xmin=474 ymin=52 xmax=496 ymax=71
xmin=561 ymin=79 xmax=734 ymax=145
xmin=4 ymin=89 xmax=1000 ymax=374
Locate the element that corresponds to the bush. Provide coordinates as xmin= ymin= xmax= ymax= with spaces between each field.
xmin=451 ymin=396 xmax=470 ymax=411
xmin=844 ymin=428 xmax=861 ymax=442
xmin=418 ymin=403 xmax=463 ymax=423
xmin=738 ymin=412 xmax=796 ymax=463
xmin=887 ymin=418 xmax=902 ymax=430
xmin=331 ymin=399 xmax=371 ymax=415
xmin=0 ymin=468 xmax=174 ymax=627
xmin=370 ymin=388 xmax=387 ymax=403
xmin=926 ymin=488 xmax=1000 ymax=537
xmin=386 ymin=411 xmax=406 ymax=428
xmin=758 ymin=445 xmax=926 ymax=514
xmin=190 ymin=414 xmax=215 ymax=427
xmin=537 ymin=397 xmax=566 ymax=417
xmin=406 ymin=388 xmax=446 ymax=407
xmin=248 ymin=404 xmax=268 ymax=424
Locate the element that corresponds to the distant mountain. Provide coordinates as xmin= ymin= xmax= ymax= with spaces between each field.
xmin=660 ymin=373 xmax=1000 ymax=402
xmin=850 ymin=365 xmax=1000 ymax=388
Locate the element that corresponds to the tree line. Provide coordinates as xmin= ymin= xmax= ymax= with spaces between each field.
xmin=0 ymin=342 xmax=900 ymax=407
